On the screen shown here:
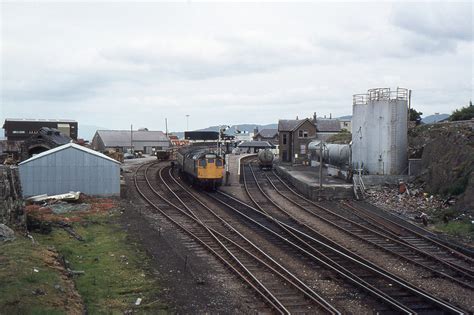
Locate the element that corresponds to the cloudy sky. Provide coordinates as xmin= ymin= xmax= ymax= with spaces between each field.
xmin=1 ymin=1 xmax=472 ymax=136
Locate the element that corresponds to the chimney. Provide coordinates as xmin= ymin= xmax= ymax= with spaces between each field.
xmin=254 ymin=126 xmax=259 ymax=134
xmin=330 ymin=113 xmax=332 ymax=119
xmin=313 ymin=112 xmax=317 ymax=122
xmin=296 ymin=115 xmax=299 ymax=120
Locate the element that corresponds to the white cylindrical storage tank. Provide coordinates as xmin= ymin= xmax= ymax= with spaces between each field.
xmin=351 ymin=88 xmax=408 ymax=175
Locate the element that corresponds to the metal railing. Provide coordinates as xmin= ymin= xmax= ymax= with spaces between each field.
xmin=353 ymin=87 xmax=409 ymax=105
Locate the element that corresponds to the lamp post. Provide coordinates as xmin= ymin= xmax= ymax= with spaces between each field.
xmin=218 ymin=125 xmax=230 ymax=156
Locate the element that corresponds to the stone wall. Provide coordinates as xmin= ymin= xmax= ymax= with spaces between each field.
xmin=0 ymin=166 xmax=25 ymax=227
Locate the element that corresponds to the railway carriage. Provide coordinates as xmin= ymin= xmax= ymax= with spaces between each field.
xmin=176 ymin=146 xmax=224 ymax=189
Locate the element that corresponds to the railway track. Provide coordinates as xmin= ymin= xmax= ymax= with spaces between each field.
xmin=257 ymin=167 xmax=474 ymax=290
xmin=134 ymin=162 xmax=340 ymax=314
xmin=236 ymin=162 xmax=466 ymax=314
xmin=342 ymin=201 xmax=474 ymax=273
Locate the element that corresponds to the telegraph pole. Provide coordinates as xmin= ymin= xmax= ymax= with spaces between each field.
xmin=319 ymin=141 xmax=323 ymax=189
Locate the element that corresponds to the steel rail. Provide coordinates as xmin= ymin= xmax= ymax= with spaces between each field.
xmin=262 ymin=168 xmax=474 ymax=289
xmin=134 ymin=162 xmax=286 ymax=314
xmin=160 ymin=166 xmax=340 ymax=314
xmin=343 ymin=201 xmax=474 ymax=274
xmin=209 ymin=190 xmax=416 ymax=315
xmin=241 ymin=163 xmax=465 ymax=314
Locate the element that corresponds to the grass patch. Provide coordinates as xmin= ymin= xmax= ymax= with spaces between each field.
xmin=34 ymin=210 xmax=167 ymax=314
xmin=434 ymin=220 xmax=474 ymax=239
xmin=0 ymin=237 xmax=72 ymax=315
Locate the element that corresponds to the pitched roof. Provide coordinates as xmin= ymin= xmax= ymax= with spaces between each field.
xmin=237 ymin=141 xmax=275 ymax=148
xmin=255 ymin=128 xmax=278 ymax=138
xmin=95 ymin=130 xmax=169 ymax=147
xmin=19 ymin=143 xmax=120 ymax=165
xmin=278 ymin=118 xmax=314 ymax=132
xmin=316 ymin=119 xmax=341 ymax=132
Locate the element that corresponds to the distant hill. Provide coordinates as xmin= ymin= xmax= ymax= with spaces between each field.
xmin=199 ymin=124 xmax=278 ymax=134
xmin=168 ymin=124 xmax=278 ymax=139
xmin=337 ymin=115 xmax=352 ymax=120
xmin=421 ymin=114 xmax=449 ymax=124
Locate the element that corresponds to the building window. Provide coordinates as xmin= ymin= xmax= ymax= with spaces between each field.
xmin=283 ymin=134 xmax=287 ymax=145
xmin=12 ymin=130 xmax=26 ymax=134
xmin=300 ymin=144 xmax=306 ymax=154
xmin=298 ymin=130 xmax=308 ymax=138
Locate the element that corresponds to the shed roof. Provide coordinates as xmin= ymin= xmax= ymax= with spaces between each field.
xmin=19 ymin=143 xmax=121 ymax=165
xmin=255 ymin=128 xmax=278 ymax=138
xmin=237 ymin=141 xmax=274 ymax=148
xmin=316 ymin=119 xmax=341 ymax=132
xmin=95 ymin=130 xmax=169 ymax=147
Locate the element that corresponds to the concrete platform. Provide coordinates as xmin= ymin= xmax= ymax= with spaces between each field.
xmin=223 ymin=153 xmax=256 ymax=186
xmin=274 ymin=164 xmax=354 ymax=200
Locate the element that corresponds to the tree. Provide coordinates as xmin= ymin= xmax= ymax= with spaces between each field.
xmin=450 ymin=103 xmax=474 ymax=121
xmin=409 ymin=108 xmax=423 ymax=124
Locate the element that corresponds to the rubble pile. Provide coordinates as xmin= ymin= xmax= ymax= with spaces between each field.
xmin=365 ymin=184 xmax=453 ymax=221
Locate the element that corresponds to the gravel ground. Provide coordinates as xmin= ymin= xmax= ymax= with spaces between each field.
xmin=120 ymin=157 xmax=473 ymax=313
xmin=192 ymin=192 xmax=377 ymax=314
xmin=120 ymin=159 xmax=264 ymax=314
xmin=261 ymin=186 xmax=473 ymax=311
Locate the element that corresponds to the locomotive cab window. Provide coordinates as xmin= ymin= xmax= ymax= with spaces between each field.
xmin=199 ymin=159 xmax=207 ymax=167
xmin=207 ymin=158 xmax=215 ymax=164
xmin=216 ymin=159 xmax=223 ymax=166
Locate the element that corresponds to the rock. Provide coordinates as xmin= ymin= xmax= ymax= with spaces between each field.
xmin=32 ymin=288 xmax=46 ymax=296
xmin=0 ymin=224 xmax=15 ymax=242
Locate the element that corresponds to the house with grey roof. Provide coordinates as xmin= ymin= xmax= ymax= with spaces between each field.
xmin=315 ymin=118 xmax=342 ymax=141
xmin=278 ymin=118 xmax=316 ymax=164
xmin=91 ymin=130 xmax=171 ymax=154
xmin=253 ymin=128 xmax=278 ymax=145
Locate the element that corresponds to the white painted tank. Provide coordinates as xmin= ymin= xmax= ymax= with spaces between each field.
xmin=351 ymin=88 xmax=408 ymax=175
xmin=309 ymin=142 xmax=351 ymax=167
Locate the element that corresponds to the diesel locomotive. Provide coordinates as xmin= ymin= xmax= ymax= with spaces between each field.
xmin=176 ymin=146 xmax=224 ymax=189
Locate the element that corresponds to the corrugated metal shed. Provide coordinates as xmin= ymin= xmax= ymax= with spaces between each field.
xmin=19 ymin=143 xmax=120 ymax=197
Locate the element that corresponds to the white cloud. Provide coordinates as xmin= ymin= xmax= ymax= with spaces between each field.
xmin=1 ymin=2 xmax=473 ymax=134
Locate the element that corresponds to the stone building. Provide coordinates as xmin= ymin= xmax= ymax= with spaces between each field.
xmin=253 ymin=128 xmax=279 ymax=145
xmin=278 ymin=118 xmax=316 ymax=164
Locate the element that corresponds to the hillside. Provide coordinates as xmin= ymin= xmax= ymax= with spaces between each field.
xmin=409 ymin=122 xmax=473 ymax=214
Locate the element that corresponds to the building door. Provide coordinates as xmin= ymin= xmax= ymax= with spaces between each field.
xmin=282 ymin=150 xmax=287 ymax=161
